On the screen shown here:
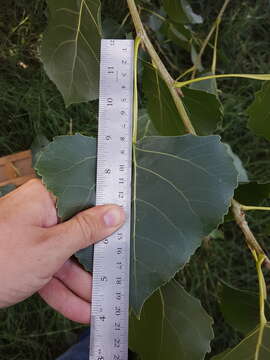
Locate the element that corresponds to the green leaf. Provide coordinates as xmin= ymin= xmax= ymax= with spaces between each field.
xmin=131 ymin=134 xmax=237 ymax=313
xmin=41 ymin=0 xmax=102 ymax=107
xmin=143 ymin=65 xmax=223 ymax=136
xmin=147 ymin=10 xmax=164 ymax=33
xmin=219 ymin=282 xmax=269 ymax=335
xmin=143 ymin=64 xmax=184 ymax=136
xmin=224 ymin=144 xmax=249 ymax=183
xmin=163 ymin=0 xmax=203 ymax=24
xmin=137 ymin=109 xmax=159 ymax=140
xmin=36 ymin=134 xmax=238 ymax=314
xmin=31 ymin=134 xmax=50 ymax=168
xmin=247 ymin=82 xmax=270 ymax=141
xmin=36 ymin=134 xmax=96 ymax=221
xmin=129 ymin=279 xmax=214 ymax=360
xmin=212 ymin=350 xmax=232 ymax=360
xmin=75 ymin=246 xmax=94 ymax=272
xmin=102 ymin=18 xmax=126 ymax=39
xmin=212 ymin=323 xmax=270 ymax=359
xmin=163 ymin=21 xmax=192 ymax=52
xmin=182 ymin=87 xmax=223 ymax=135
xmin=190 ymin=72 xmax=218 ymax=96
xmin=0 ymin=184 xmax=16 ymax=197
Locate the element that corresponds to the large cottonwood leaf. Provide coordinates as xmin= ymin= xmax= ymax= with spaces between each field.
xmin=36 ymin=134 xmax=238 ymax=314
xmin=247 ymin=82 xmax=270 ymax=141
xmin=212 ymin=323 xmax=270 ymax=359
xmin=130 ymin=279 xmax=214 ymax=360
xmin=143 ymin=65 xmax=223 ymax=136
xmin=41 ymin=0 xmax=102 ymax=106
xmin=131 ymin=135 xmax=237 ymax=312
xmin=219 ymin=282 xmax=270 ymax=335
xmin=36 ymin=134 xmax=96 ymax=220
xmin=162 ymin=0 xmax=203 ymax=24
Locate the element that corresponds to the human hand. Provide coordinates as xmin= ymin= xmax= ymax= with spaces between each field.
xmin=0 ymin=179 xmax=125 ymax=323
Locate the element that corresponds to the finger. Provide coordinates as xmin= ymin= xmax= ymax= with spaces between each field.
xmin=38 ymin=277 xmax=91 ymax=324
xmin=43 ymin=205 xmax=125 ymax=264
xmin=54 ymin=259 xmax=92 ymax=302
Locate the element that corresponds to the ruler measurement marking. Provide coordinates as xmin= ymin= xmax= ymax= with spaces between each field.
xmin=89 ymin=39 xmax=134 ymax=360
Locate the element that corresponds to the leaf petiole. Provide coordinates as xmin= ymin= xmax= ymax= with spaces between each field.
xmin=241 ymin=205 xmax=270 ymax=212
xmin=175 ymin=73 xmax=270 ymax=88
xmin=132 ymin=36 xmax=142 ymax=145
xmin=252 ymin=250 xmax=267 ymax=326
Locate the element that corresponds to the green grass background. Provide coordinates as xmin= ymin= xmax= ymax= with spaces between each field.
xmin=1 ymin=0 xmax=270 ymax=358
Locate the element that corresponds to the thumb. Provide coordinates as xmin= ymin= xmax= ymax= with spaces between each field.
xmin=44 ymin=205 xmax=125 ymax=264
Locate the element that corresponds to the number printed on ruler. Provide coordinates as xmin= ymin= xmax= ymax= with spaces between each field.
xmin=89 ymin=39 xmax=134 ymax=360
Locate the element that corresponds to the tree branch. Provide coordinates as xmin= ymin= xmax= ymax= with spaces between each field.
xmin=127 ymin=0 xmax=196 ymax=135
xmin=231 ymin=200 xmax=270 ymax=269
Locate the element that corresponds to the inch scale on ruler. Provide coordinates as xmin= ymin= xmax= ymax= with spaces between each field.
xmin=90 ymin=39 xmax=134 ymax=360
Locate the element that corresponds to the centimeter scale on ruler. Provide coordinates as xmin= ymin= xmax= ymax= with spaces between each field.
xmin=89 ymin=39 xmax=134 ymax=360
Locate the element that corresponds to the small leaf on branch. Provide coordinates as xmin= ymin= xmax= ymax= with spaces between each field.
xmin=190 ymin=72 xmax=218 ymax=96
xmin=212 ymin=323 xmax=270 ymax=359
xmin=224 ymin=144 xmax=249 ymax=184
xmin=247 ymin=82 xmax=270 ymax=141
xmin=163 ymin=21 xmax=192 ymax=51
xmin=162 ymin=0 xmax=203 ymax=24
xmin=219 ymin=282 xmax=270 ymax=335
xmin=102 ymin=18 xmax=125 ymax=39
xmin=182 ymin=87 xmax=223 ymax=135
xmin=137 ymin=109 xmax=159 ymax=140
xmin=41 ymin=0 xmax=102 ymax=106
xmin=143 ymin=64 xmax=223 ymax=136
xmin=31 ymin=134 xmax=50 ymax=168
xmin=129 ymin=279 xmax=214 ymax=360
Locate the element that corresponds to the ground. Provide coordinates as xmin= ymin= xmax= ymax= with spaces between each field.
xmin=0 ymin=0 xmax=270 ymax=359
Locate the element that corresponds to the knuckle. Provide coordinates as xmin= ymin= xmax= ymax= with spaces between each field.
xmin=75 ymin=212 xmax=99 ymax=246
xmin=25 ymin=179 xmax=47 ymax=196
xmin=26 ymin=178 xmax=43 ymax=188
xmin=27 ymin=179 xmax=47 ymax=196
xmin=26 ymin=179 xmax=55 ymax=205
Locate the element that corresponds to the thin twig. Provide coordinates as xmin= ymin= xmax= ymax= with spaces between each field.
xmin=192 ymin=0 xmax=231 ymax=78
xmin=231 ymin=200 xmax=270 ymax=269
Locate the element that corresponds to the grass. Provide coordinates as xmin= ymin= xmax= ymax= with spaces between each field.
xmin=0 ymin=0 xmax=98 ymax=155
xmin=1 ymin=0 xmax=270 ymax=358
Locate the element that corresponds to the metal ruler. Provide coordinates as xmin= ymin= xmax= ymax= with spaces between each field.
xmin=89 ymin=39 xmax=134 ymax=360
